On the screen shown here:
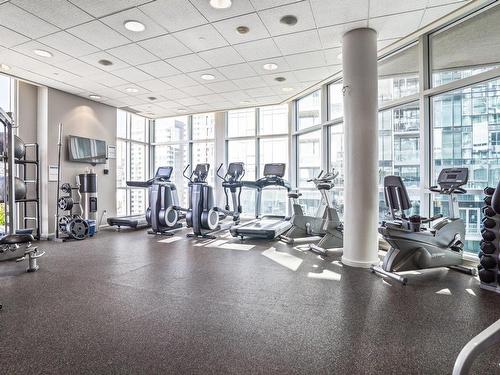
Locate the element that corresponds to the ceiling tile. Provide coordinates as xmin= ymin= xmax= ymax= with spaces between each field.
xmin=204 ymin=80 xmax=240 ymax=93
xmin=139 ymin=0 xmax=207 ymax=33
xmin=198 ymin=46 xmax=244 ymax=67
xmin=370 ymin=0 xmax=428 ymax=18
xmin=13 ymin=40 xmax=73 ymax=64
xmin=67 ymin=21 xmax=130 ymax=50
xmin=100 ymin=8 xmax=168 ymax=42
xmin=212 ymin=13 xmax=270 ymax=44
xmin=11 ymin=0 xmax=93 ymax=28
xmin=39 ymin=31 xmax=99 ymax=58
xmin=248 ymin=56 xmax=291 ymax=75
xmin=285 ymin=50 xmax=326 ymax=70
xmin=160 ymin=88 xmax=190 ymax=100
xmin=427 ymin=0 xmax=468 ymax=5
xmin=162 ymin=74 xmax=199 ymax=88
xmin=190 ymin=0 xmax=255 ymax=22
xmin=136 ymin=79 xmax=173 ymax=92
xmin=258 ymin=1 xmax=317 ymax=36
xmin=69 ymin=0 xmax=150 ymax=17
xmin=322 ymin=47 xmax=343 ymax=66
xmin=79 ymin=51 xmax=130 ymax=71
xmin=0 ymin=25 xmax=30 ymax=48
xmin=112 ymin=66 xmax=154 ymax=82
xmin=245 ymin=86 xmax=272 ymax=98
xmin=250 ymin=0 xmax=299 ymax=10
xmin=138 ymin=35 xmax=192 ymax=59
xmin=52 ymin=59 xmax=105 ymax=77
xmin=182 ymin=85 xmax=214 ymax=96
xmin=172 ymin=24 xmax=228 ymax=52
xmin=274 ymin=29 xmax=322 ymax=55
xmin=195 ymin=93 xmax=225 ymax=103
xmin=232 ymin=76 xmax=268 ymax=89
xmin=0 ymin=3 xmax=59 ymax=38
xmin=176 ymin=96 xmax=204 ymax=106
xmin=220 ymin=90 xmax=252 ymax=101
xmin=166 ymin=54 xmax=211 ymax=73
xmin=369 ymin=11 xmax=424 ymax=40
xmin=107 ymin=43 xmax=158 ymax=65
xmin=137 ymin=60 xmax=180 ymax=78
xmin=310 ymin=0 xmax=369 ymax=28
xmin=233 ymin=38 xmax=282 ymax=61
xmin=377 ymin=38 xmax=399 ymax=51
xmin=318 ymin=20 xmax=368 ymax=49
xmin=87 ymin=72 xmax=129 ymax=88
xmin=217 ymin=63 xmax=257 ymax=79
xmin=293 ymin=66 xmax=335 ymax=82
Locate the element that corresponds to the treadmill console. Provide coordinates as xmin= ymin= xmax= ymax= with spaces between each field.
xmin=155 ymin=166 xmax=173 ymax=181
xmin=437 ymin=168 xmax=468 ymax=189
xmin=263 ymin=163 xmax=286 ymax=177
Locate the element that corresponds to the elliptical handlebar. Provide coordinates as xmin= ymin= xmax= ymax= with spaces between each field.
xmin=429 ymin=185 xmax=467 ymax=195
xmin=182 ymin=164 xmax=192 ymax=182
xmin=216 ymin=163 xmax=225 ymax=181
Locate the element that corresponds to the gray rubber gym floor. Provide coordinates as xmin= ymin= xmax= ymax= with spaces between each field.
xmin=1 ymin=227 xmax=499 ymax=374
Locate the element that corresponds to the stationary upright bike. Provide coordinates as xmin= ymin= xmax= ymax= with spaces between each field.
xmin=184 ymin=163 xmax=244 ymax=239
xmin=371 ymin=168 xmax=477 ymax=284
xmin=280 ymin=169 xmax=343 ymax=254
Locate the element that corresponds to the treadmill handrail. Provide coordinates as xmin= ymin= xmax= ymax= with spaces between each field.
xmin=241 ymin=177 xmax=291 ymax=191
xmin=453 ymin=319 xmax=500 ymax=375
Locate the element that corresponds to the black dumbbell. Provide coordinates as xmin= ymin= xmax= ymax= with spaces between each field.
xmin=482 ymin=229 xmax=496 ymax=242
xmin=480 ymin=255 xmax=497 ymax=270
xmin=482 ymin=217 xmax=496 ymax=229
xmin=484 ymin=196 xmax=492 ymax=206
xmin=482 ymin=206 xmax=496 ymax=217
xmin=479 ymin=268 xmax=496 ymax=283
xmin=481 ymin=241 xmax=497 ymax=255
xmin=484 ymin=187 xmax=496 ymax=196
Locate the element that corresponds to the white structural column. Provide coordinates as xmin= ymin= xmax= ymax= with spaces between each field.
xmin=341 ymin=28 xmax=380 ymax=268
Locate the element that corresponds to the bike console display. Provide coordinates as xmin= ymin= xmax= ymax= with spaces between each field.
xmin=431 ymin=168 xmax=469 ymax=195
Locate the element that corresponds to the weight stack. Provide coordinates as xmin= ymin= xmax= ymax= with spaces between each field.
xmin=478 ymin=186 xmax=500 ymax=294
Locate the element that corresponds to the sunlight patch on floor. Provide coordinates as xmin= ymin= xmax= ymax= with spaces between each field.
xmin=436 ymin=288 xmax=452 ymax=295
xmin=262 ymin=247 xmax=303 ymax=271
xmin=465 ymin=288 xmax=476 ymax=296
xmin=307 ymin=269 xmax=341 ymax=281
xmin=158 ymin=236 xmax=183 ymax=244
xmin=219 ymin=243 xmax=254 ymax=251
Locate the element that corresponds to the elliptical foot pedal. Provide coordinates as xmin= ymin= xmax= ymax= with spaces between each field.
xmin=309 ymin=244 xmax=328 ymax=256
xmin=148 ymin=230 xmax=174 ymax=236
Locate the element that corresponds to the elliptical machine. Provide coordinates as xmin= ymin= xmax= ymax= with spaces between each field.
xmin=280 ymin=169 xmax=343 ymax=253
xmin=184 ymin=163 xmax=244 ymax=239
xmin=127 ymin=166 xmax=184 ymax=235
xmin=371 ymin=168 xmax=477 ymax=284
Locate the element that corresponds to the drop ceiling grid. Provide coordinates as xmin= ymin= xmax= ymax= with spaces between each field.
xmin=0 ymin=0 xmax=471 ymax=117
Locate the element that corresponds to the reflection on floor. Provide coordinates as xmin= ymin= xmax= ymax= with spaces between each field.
xmin=0 ymin=226 xmax=499 ymax=374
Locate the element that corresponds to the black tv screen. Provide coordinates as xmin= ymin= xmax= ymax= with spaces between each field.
xmin=68 ymin=135 xmax=106 ymax=164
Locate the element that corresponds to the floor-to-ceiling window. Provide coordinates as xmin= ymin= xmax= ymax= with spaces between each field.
xmin=226 ymin=104 xmax=289 ymax=217
xmin=116 ymin=110 xmax=150 ymax=216
xmin=192 ymin=113 xmax=215 ymax=186
xmin=152 ymin=116 xmax=189 ymax=206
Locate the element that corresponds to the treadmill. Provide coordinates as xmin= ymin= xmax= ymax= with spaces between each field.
xmin=230 ymin=163 xmax=292 ymax=240
xmin=107 ymin=167 xmax=175 ymax=230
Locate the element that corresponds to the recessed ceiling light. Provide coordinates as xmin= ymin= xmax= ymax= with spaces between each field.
xmin=280 ymin=15 xmax=298 ymax=26
xmin=125 ymin=87 xmax=139 ymax=93
xmin=89 ymin=94 xmax=101 ymax=100
xmin=274 ymin=76 xmax=286 ymax=82
xmin=210 ymin=0 xmax=232 ymax=9
xmin=263 ymin=63 xmax=278 ymax=71
xmin=240 ymin=100 xmax=251 ymax=104
xmin=0 ymin=63 xmax=11 ymax=71
xmin=201 ymin=74 xmax=215 ymax=81
xmin=98 ymin=59 xmax=113 ymax=66
xmin=34 ymin=49 xmax=53 ymax=58
xmin=337 ymin=53 xmax=343 ymax=60
xmin=236 ymin=26 xmax=249 ymax=34
xmin=177 ymin=108 xmax=188 ymax=113
xmin=282 ymin=87 xmax=294 ymax=92
xmin=148 ymin=96 xmax=157 ymax=101
xmin=124 ymin=20 xmax=146 ymax=32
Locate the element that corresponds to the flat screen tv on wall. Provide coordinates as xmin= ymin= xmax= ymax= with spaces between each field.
xmin=68 ymin=135 xmax=106 ymax=164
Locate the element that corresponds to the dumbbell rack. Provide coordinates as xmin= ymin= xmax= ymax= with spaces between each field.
xmin=478 ymin=187 xmax=500 ymax=294
xmin=16 ymin=143 xmax=40 ymax=240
